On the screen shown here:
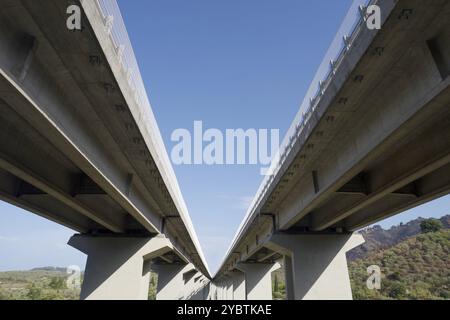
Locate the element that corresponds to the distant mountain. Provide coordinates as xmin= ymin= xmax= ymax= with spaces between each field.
xmin=347 ymin=215 xmax=450 ymax=261
xmin=30 ymin=267 xmax=68 ymax=273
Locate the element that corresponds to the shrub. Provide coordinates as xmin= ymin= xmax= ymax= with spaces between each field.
xmin=27 ymin=284 xmax=43 ymax=300
xmin=420 ymin=219 xmax=443 ymax=234
xmin=387 ymin=282 xmax=407 ymax=299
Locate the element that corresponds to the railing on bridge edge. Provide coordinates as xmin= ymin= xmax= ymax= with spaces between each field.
xmin=85 ymin=0 xmax=376 ymax=274
xmin=223 ymin=0 xmax=376 ymax=270
xmin=81 ymin=0 xmax=209 ymax=274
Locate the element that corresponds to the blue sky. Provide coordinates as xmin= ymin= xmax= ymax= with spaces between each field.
xmin=0 ymin=0 xmax=449 ymax=273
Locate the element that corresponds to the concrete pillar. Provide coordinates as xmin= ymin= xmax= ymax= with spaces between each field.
xmin=226 ymin=279 xmax=233 ymax=300
xmin=185 ymin=272 xmax=210 ymax=300
xmin=230 ymin=270 xmax=246 ymax=300
xmin=219 ymin=282 xmax=226 ymax=300
xmin=237 ymin=262 xmax=281 ymax=300
xmin=183 ymin=269 xmax=199 ymax=299
xmin=199 ymin=280 xmax=207 ymax=300
xmin=207 ymin=282 xmax=215 ymax=300
xmin=192 ymin=274 xmax=204 ymax=299
xmin=218 ymin=282 xmax=225 ymax=300
xmin=68 ymin=234 xmax=173 ymax=300
xmin=210 ymin=283 xmax=216 ymax=300
xmin=221 ymin=281 xmax=228 ymax=300
xmin=212 ymin=282 xmax=217 ymax=300
xmin=214 ymin=283 xmax=219 ymax=300
xmin=284 ymin=255 xmax=295 ymax=300
xmin=153 ymin=263 xmax=195 ymax=300
xmin=268 ymin=233 xmax=364 ymax=300
xmin=215 ymin=283 xmax=221 ymax=300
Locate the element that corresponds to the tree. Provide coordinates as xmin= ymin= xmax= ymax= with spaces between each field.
xmin=0 ymin=290 xmax=8 ymax=300
xmin=387 ymin=272 xmax=401 ymax=281
xmin=148 ymin=272 xmax=158 ymax=300
xmin=49 ymin=277 xmax=66 ymax=290
xmin=387 ymin=282 xmax=407 ymax=299
xmin=273 ymin=274 xmax=279 ymax=293
xmin=27 ymin=283 xmax=43 ymax=300
xmin=420 ymin=219 xmax=443 ymax=234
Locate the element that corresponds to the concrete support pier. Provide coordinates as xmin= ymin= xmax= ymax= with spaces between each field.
xmin=187 ymin=274 xmax=210 ymax=300
xmin=230 ymin=271 xmax=246 ymax=300
xmin=237 ymin=262 xmax=281 ymax=300
xmin=268 ymin=233 xmax=364 ymax=300
xmin=68 ymin=234 xmax=173 ymax=300
xmin=152 ymin=263 xmax=195 ymax=300
xmin=226 ymin=278 xmax=233 ymax=300
xmin=215 ymin=282 xmax=223 ymax=300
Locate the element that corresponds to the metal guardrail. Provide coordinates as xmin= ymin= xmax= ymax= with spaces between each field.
xmin=223 ymin=0 xmax=376 ymax=271
xmin=93 ymin=0 xmax=160 ymax=151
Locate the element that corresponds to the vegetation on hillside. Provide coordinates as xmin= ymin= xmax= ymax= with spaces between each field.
xmin=349 ymin=229 xmax=449 ymax=299
xmin=0 ymin=270 xmax=80 ymax=300
xmin=0 ymin=216 xmax=448 ymax=300
xmin=420 ymin=219 xmax=444 ymax=233
xmin=272 ymin=272 xmax=286 ymax=300
xmin=348 ymin=215 xmax=449 ymax=261
xmin=272 ymin=217 xmax=450 ymax=300
xmin=148 ymin=272 xmax=158 ymax=300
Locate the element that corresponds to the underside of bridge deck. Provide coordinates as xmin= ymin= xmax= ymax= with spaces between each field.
xmin=215 ymin=0 xmax=450 ymax=300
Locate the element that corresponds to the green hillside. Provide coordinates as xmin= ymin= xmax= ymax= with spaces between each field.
xmin=348 ymin=215 xmax=450 ymax=261
xmin=0 ymin=269 xmax=80 ymax=300
xmin=1 ymin=217 xmax=449 ymax=300
xmin=272 ymin=217 xmax=450 ymax=300
xmin=350 ymin=229 xmax=450 ymax=300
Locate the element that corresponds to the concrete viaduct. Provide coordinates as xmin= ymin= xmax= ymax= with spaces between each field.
xmin=214 ymin=0 xmax=450 ymax=300
xmin=0 ymin=0 xmax=210 ymax=300
xmin=0 ymin=0 xmax=449 ymax=300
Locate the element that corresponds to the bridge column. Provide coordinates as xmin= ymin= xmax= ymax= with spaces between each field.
xmin=184 ymin=269 xmax=197 ymax=298
xmin=220 ymin=280 xmax=228 ymax=300
xmin=68 ymin=234 xmax=172 ymax=300
xmin=198 ymin=278 xmax=211 ymax=300
xmin=152 ymin=263 xmax=195 ymax=300
xmin=212 ymin=282 xmax=218 ymax=300
xmin=237 ymin=262 xmax=281 ymax=300
xmin=185 ymin=271 xmax=209 ymax=300
xmin=267 ymin=233 xmax=364 ymax=300
xmin=214 ymin=282 xmax=220 ymax=299
xmin=226 ymin=278 xmax=233 ymax=300
xmin=230 ymin=270 xmax=246 ymax=300
xmin=217 ymin=281 xmax=224 ymax=300
xmin=219 ymin=281 xmax=226 ymax=300
xmin=218 ymin=282 xmax=225 ymax=300
xmin=207 ymin=282 xmax=216 ymax=300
